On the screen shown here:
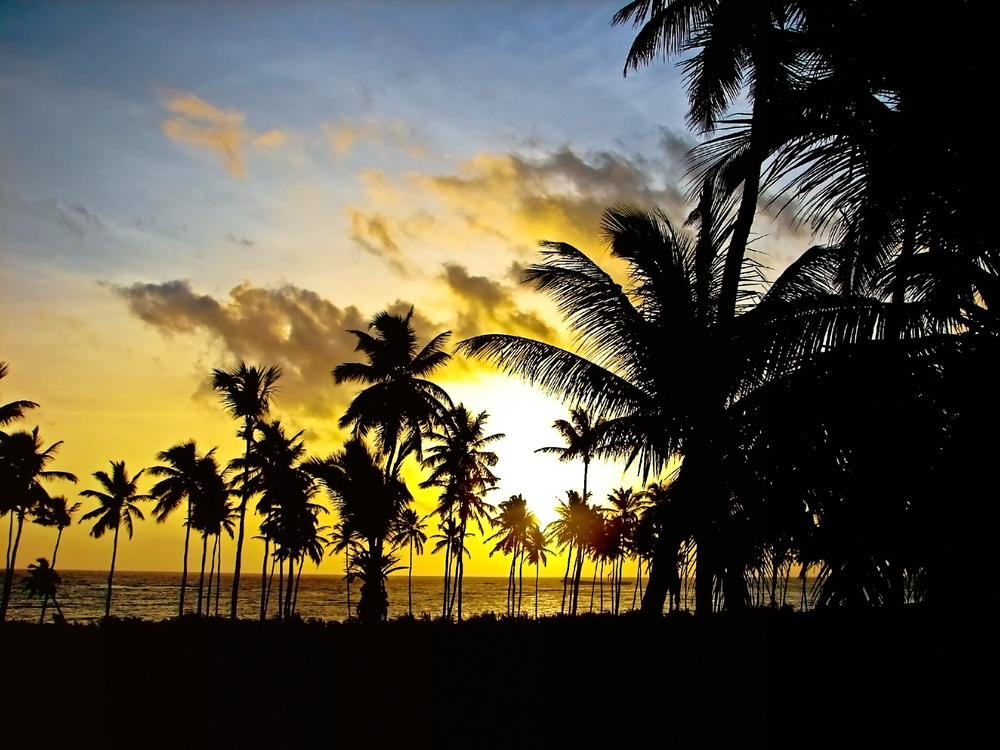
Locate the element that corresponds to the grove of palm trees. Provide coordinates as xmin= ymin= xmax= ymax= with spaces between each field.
xmin=3 ymin=1 xmax=997 ymax=744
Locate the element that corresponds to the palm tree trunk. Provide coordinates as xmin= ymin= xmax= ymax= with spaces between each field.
xmin=590 ymin=560 xmax=598 ymax=613
xmin=507 ymin=550 xmax=516 ymax=617
xmin=277 ymin=555 xmax=284 ymax=621
xmin=0 ymin=510 xmax=26 ymax=622
xmin=215 ymin=535 xmax=223 ymax=617
xmin=457 ymin=516 xmax=468 ymax=622
xmin=291 ymin=558 xmax=303 ymax=617
xmin=534 ymin=563 xmax=540 ymax=619
xmin=265 ymin=555 xmax=276 ymax=619
xmin=344 ymin=547 xmax=351 ymax=621
xmin=517 ymin=549 xmax=525 ymax=616
xmin=230 ymin=422 xmax=252 ymax=620
xmin=260 ymin=537 xmax=269 ymax=621
xmin=179 ymin=500 xmax=191 ymax=617
xmin=197 ymin=534 xmax=208 ymax=616
xmin=206 ymin=535 xmax=218 ymax=616
xmin=560 ymin=542 xmax=572 ymax=615
xmin=284 ymin=557 xmax=296 ymax=618
xmin=105 ymin=525 xmax=120 ymax=619
xmin=408 ymin=539 xmax=414 ymax=617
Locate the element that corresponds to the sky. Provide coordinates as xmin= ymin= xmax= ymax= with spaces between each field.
xmin=1 ymin=1 xmax=811 ymax=577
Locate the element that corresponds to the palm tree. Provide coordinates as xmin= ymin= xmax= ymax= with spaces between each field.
xmin=536 ymin=407 xmax=606 ymax=609
xmin=149 ymin=441 xmax=216 ymax=617
xmin=79 ymin=461 xmax=151 ymax=619
xmin=307 ymin=438 xmax=411 ymax=624
xmin=333 ymin=308 xmax=453 ymax=475
xmin=421 ymin=405 xmax=503 ymax=621
xmin=22 ymin=557 xmax=62 ymax=623
xmin=545 ymin=490 xmax=588 ymax=615
xmin=0 ymin=362 xmax=38 ymax=431
xmin=605 ymin=487 xmax=646 ymax=613
xmin=328 ymin=521 xmax=356 ymax=621
xmin=612 ymin=0 xmax=809 ymax=336
xmin=487 ymin=494 xmax=534 ymax=617
xmin=185 ymin=452 xmax=236 ymax=616
xmin=30 ymin=494 xmax=80 ymax=622
xmin=0 ymin=428 xmax=77 ymax=622
xmin=390 ymin=508 xmax=427 ymax=617
xmin=523 ymin=523 xmax=552 ymax=619
xmin=211 ymin=362 xmax=282 ymax=620
xmin=429 ymin=516 xmax=466 ymax=618
xmin=459 ymin=199 xmax=871 ymax=613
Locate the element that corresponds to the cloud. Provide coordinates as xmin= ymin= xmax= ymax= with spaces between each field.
xmin=323 ymin=116 xmax=425 ymax=160
xmin=0 ymin=187 xmax=107 ymax=240
xmin=162 ymin=92 xmax=288 ymax=178
xmin=347 ymin=209 xmax=409 ymax=274
xmin=113 ymin=280 xmax=456 ymax=423
xmin=439 ymin=263 xmax=557 ymax=344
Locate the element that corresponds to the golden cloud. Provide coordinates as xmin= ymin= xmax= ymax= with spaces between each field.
xmin=323 ymin=116 xmax=425 ymax=160
xmin=114 ymin=280 xmax=456 ymax=422
xmin=162 ymin=92 xmax=288 ymax=177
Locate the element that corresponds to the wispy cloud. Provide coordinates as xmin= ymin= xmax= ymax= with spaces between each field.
xmin=162 ymin=92 xmax=288 ymax=178
xmin=323 ymin=116 xmax=425 ymax=160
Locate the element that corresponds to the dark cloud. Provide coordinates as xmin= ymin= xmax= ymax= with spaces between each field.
xmin=439 ymin=263 xmax=556 ymax=344
xmin=113 ymin=280 xmax=458 ymax=422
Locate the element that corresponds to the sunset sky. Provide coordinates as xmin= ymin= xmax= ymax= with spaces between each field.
xmin=1 ymin=1 xmax=810 ymax=576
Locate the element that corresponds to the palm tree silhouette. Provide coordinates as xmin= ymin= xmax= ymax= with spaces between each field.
xmin=328 ymin=521 xmax=355 ymax=621
xmin=421 ymin=405 xmax=502 ymax=621
xmin=211 ymin=362 xmax=282 ymax=619
xmin=390 ymin=508 xmax=427 ymax=617
xmin=429 ymin=516 xmax=466 ymax=618
xmin=185 ymin=452 xmax=235 ymax=616
xmin=0 ymin=362 xmax=38 ymax=430
xmin=149 ymin=441 xmax=217 ymax=617
xmin=30 ymin=494 xmax=80 ymax=622
xmin=22 ymin=557 xmax=62 ymax=623
xmin=307 ymin=438 xmax=411 ymax=624
xmin=487 ymin=494 xmax=534 ymax=616
xmin=545 ymin=490 xmax=589 ymax=616
xmin=0 ymin=428 xmax=76 ymax=622
xmin=523 ymin=523 xmax=552 ymax=619
xmin=79 ymin=461 xmax=151 ymax=619
xmin=334 ymin=308 xmax=452 ymax=475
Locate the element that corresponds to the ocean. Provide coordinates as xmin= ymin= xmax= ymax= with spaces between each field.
xmin=0 ymin=568 xmax=814 ymax=622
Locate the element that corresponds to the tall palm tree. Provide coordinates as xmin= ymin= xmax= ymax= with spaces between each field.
xmin=22 ymin=557 xmax=62 ymax=623
xmin=429 ymin=516 xmax=466 ymax=618
xmin=306 ymin=438 xmax=411 ymax=624
xmin=185 ymin=452 xmax=235 ymax=616
xmin=149 ymin=441 xmax=216 ymax=617
xmin=390 ymin=508 xmax=427 ymax=617
xmin=613 ymin=0 xmax=808 ymax=335
xmin=523 ymin=523 xmax=552 ymax=619
xmin=421 ymin=405 xmax=503 ymax=621
xmin=211 ymin=362 xmax=282 ymax=620
xmin=0 ymin=428 xmax=76 ymax=622
xmin=545 ymin=490 xmax=588 ymax=615
xmin=30 ymin=494 xmax=80 ymax=622
xmin=487 ymin=494 xmax=534 ymax=617
xmin=605 ymin=487 xmax=646 ymax=613
xmin=333 ymin=308 xmax=453 ymax=475
xmin=328 ymin=520 xmax=356 ymax=621
xmin=0 ymin=362 xmax=38 ymax=431
xmin=79 ymin=461 xmax=151 ymax=619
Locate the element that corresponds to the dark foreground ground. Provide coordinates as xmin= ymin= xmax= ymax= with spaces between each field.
xmin=2 ymin=607 xmax=994 ymax=748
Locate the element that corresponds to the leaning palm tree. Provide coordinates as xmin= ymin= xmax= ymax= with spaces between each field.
xmin=429 ymin=516 xmax=466 ymax=618
xmin=486 ymin=494 xmax=533 ymax=616
xmin=421 ymin=405 xmax=503 ymax=621
xmin=334 ymin=307 xmax=453 ymax=475
xmin=22 ymin=557 xmax=63 ymax=623
xmin=30 ymin=494 xmax=81 ymax=622
xmin=149 ymin=441 xmax=217 ymax=617
xmin=211 ymin=363 xmax=282 ymax=620
xmin=390 ymin=508 xmax=427 ymax=617
xmin=79 ymin=461 xmax=151 ymax=619
xmin=0 ymin=428 xmax=77 ymax=622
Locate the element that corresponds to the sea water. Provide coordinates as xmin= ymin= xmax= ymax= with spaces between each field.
xmin=0 ymin=569 xmax=815 ymax=622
